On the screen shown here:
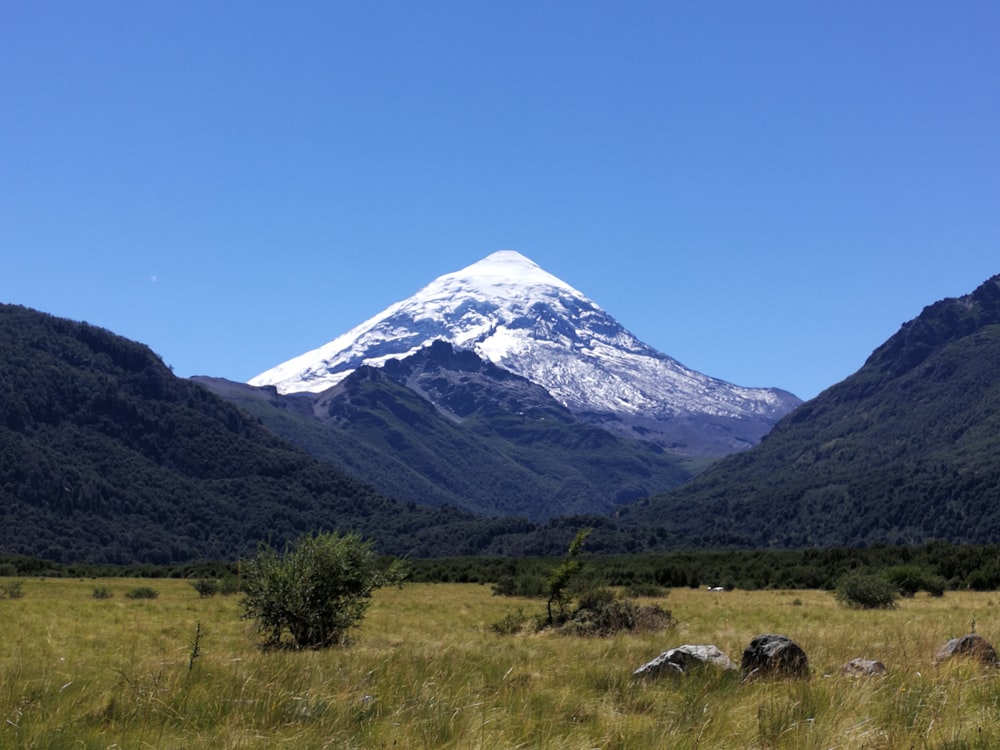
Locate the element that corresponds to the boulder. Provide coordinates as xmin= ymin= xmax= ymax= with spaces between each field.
xmin=839 ymin=658 xmax=888 ymax=677
xmin=633 ymin=644 xmax=736 ymax=678
xmin=740 ymin=634 xmax=809 ymax=681
xmin=935 ymin=634 xmax=999 ymax=665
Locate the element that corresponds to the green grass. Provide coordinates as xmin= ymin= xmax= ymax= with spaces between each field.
xmin=3 ymin=579 xmax=1000 ymax=748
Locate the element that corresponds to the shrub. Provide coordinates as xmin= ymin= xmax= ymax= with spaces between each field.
xmin=491 ymin=607 xmax=532 ymax=635
xmin=835 ymin=572 xmax=898 ymax=609
xmin=125 ymin=586 xmax=159 ymax=600
xmin=966 ymin=567 xmax=1000 ymax=591
xmin=218 ymin=576 xmax=242 ymax=595
xmin=192 ymin=579 xmax=218 ymax=598
xmin=884 ymin=565 xmax=947 ymax=598
xmin=240 ymin=531 xmax=407 ymax=650
xmin=1 ymin=579 xmax=24 ymax=599
xmin=924 ymin=575 xmax=947 ymax=597
xmin=560 ymin=587 xmax=675 ymax=637
xmin=92 ymin=586 xmax=113 ymax=599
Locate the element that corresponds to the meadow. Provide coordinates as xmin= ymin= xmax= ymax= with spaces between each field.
xmin=2 ymin=578 xmax=1000 ymax=749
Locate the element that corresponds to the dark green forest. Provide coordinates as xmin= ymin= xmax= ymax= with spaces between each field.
xmin=6 ymin=541 xmax=1000 ymax=596
xmin=405 ymin=541 xmax=1000 ymax=593
xmin=0 ymin=304 xmax=523 ymax=563
xmin=621 ymin=275 xmax=1000 ymax=548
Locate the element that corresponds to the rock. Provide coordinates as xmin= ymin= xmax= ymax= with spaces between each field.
xmin=935 ymin=634 xmax=999 ymax=665
xmin=740 ymin=634 xmax=809 ymax=681
xmin=633 ymin=644 xmax=736 ymax=677
xmin=839 ymin=658 xmax=888 ymax=677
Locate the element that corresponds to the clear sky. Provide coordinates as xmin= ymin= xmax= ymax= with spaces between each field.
xmin=2 ymin=2 xmax=997 ymax=401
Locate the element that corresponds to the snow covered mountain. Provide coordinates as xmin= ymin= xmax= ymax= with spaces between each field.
xmin=250 ymin=251 xmax=801 ymax=455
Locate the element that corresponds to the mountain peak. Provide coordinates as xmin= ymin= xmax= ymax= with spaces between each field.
xmin=250 ymin=251 xmax=801 ymax=455
xmin=445 ymin=250 xmax=580 ymax=297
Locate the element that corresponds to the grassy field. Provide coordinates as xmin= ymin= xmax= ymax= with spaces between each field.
xmin=2 ymin=579 xmax=1000 ymax=749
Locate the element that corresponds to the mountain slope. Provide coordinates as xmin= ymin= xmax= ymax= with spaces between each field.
xmin=251 ymin=251 xmax=800 ymax=456
xmin=0 ymin=304 xmax=525 ymax=563
xmin=621 ymin=274 xmax=1000 ymax=548
xmin=198 ymin=341 xmax=698 ymax=520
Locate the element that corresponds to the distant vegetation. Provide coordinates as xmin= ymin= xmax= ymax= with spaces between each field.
xmin=7 ymin=541 xmax=1000 ymax=594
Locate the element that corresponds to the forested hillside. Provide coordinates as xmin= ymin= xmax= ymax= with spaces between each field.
xmin=622 ymin=275 xmax=1000 ymax=548
xmin=197 ymin=341 xmax=698 ymax=520
xmin=0 ymin=304 xmax=516 ymax=563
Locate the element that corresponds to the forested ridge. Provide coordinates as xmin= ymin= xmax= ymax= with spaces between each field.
xmin=622 ymin=275 xmax=1000 ymax=548
xmin=0 ymin=304 xmax=517 ymax=563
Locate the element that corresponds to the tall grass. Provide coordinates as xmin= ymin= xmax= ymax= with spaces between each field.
xmin=2 ymin=579 xmax=1000 ymax=748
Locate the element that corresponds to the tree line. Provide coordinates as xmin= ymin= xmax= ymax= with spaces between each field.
xmin=6 ymin=540 xmax=1000 ymax=593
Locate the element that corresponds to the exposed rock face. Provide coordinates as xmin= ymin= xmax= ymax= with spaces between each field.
xmin=740 ymin=634 xmax=809 ymax=681
xmin=935 ymin=634 xmax=999 ymax=665
xmin=840 ymin=658 xmax=888 ymax=677
xmin=633 ymin=644 xmax=736 ymax=678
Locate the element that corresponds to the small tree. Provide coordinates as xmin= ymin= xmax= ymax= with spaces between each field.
xmin=241 ymin=531 xmax=406 ymax=650
xmin=546 ymin=528 xmax=591 ymax=625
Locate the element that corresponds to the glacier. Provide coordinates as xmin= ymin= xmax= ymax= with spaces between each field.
xmin=250 ymin=250 xmax=800 ymax=454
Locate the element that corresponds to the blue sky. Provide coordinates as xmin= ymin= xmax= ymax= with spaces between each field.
xmin=2 ymin=2 xmax=997 ymax=401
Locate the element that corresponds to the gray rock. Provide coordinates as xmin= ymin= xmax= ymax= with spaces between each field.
xmin=840 ymin=658 xmax=888 ymax=677
xmin=741 ymin=634 xmax=809 ymax=681
xmin=633 ymin=644 xmax=736 ymax=677
xmin=935 ymin=634 xmax=999 ymax=665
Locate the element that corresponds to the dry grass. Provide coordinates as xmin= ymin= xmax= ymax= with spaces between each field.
xmin=2 ymin=579 xmax=1000 ymax=748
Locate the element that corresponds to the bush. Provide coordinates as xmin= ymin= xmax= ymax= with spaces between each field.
xmin=218 ymin=576 xmax=242 ymax=595
xmin=491 ymin=607 xmax=532 ymax=635
xmin=192 ymin=579 xmax=218 ymax=598
xmin=1 ymin=580 xmax=24 ymax=599
xmin=835 ymin=572 xmax=898 ymax=609
xmin=240 ymin=531 xmax=407 ymax=650
xmin=125 ymin=586 xmax=159 ymax=600
xmin=92 ymin=586 xmax=113 ymax=599
xmin=560 ymin=587 xmax=676 ymax=637
xmin=884 ymin=565 xmax=947 ymax=597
